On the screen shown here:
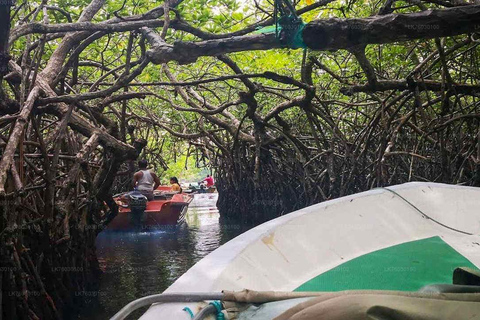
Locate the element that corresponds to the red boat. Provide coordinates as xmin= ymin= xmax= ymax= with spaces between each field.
xmin=107 ymin=186 xmax=193 ymax=231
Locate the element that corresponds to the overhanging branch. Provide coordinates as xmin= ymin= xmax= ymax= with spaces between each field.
xmin=303 ymin=5 xmax=480 ymax=50
xmin=146 ymin=5 xmax=480 ymax=65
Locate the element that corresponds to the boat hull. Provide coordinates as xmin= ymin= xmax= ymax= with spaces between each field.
xmin=137 ymin=182 xmax=480 ymax=320
xmin=107 ymin=193 xmax=193 ymax=231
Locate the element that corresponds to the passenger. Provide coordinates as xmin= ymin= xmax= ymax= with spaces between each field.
xmin=133 ymin=159 xmax=160 ymax=201
xmin=170 ymin=177 xmax=182 ymax=193
xmin=202 ymin=174 xmax=215 ymax=187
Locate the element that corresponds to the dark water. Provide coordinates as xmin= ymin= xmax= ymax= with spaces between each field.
xmin=78 ymin=194 xmax=251 ymax=320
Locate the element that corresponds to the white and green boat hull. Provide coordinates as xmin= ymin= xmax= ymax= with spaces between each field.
xmin=138 ymin=182 xmax=480 ymax=319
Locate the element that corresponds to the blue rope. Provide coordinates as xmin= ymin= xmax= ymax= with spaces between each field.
xmin=209 ymin=301 xmax=224 ymax=320
xmin=273 ymin=0 xmax=306 ymax=49
xmin=182 ymin=301 xmax=224 ymax=319
xmin=182 ymin=307 xmax=194 ymax=318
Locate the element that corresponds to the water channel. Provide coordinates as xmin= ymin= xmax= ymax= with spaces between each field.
xmin=78 ymin=194 xmax=252 ymax=319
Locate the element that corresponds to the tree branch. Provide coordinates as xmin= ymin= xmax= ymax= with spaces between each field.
xmin=145 ymin=5 xmax=480 ymax=65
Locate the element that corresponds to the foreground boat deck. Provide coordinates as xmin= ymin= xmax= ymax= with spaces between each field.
xmin=136 ymin=182 xmax=480 ymax=320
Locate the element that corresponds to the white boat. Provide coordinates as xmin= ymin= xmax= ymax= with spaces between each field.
xmin=112 ymin=182 xmax=480 ymax=320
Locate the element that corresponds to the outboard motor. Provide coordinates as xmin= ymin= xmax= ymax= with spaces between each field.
xmin=128 ymin=191 xmax=148 ymax=228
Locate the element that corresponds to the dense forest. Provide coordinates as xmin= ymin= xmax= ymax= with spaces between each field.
xmin=1 ymin=0 xmax=480 ymax=318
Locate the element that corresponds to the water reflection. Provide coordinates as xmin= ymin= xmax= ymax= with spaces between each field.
xmin=78 ymin=195 xmax=250 ymax=320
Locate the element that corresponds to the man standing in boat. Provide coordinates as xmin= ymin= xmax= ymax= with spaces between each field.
xmin=133 ymin=159 xmax=160 ymax=201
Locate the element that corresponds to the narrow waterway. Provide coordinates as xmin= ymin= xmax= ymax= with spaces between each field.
xmin=78 ymin=194 xmax=252 ymax=320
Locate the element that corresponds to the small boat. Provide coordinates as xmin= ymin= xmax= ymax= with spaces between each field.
xmin=107 ymin=186 xmax=193 ymax=231
xmin=183 ymin=182 xmax=217 ymax=194
xmin=111 ymin=182 xmax=480 ymax=320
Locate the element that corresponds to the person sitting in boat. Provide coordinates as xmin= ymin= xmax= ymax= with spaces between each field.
xmin=133 ymin=159 xmax=160 ymax=201
xmin=169 ymin=177 xmax=182 ymax=193
xmin=202 ymin=174 xmax=215 ymax=187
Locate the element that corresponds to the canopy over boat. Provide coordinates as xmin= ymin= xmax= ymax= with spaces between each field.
xmin=121 ymin=182 xmax=480 ymax=319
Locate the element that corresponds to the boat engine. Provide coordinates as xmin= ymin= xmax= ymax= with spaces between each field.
xmin=128 ymin=192 xmax=148 ymax=227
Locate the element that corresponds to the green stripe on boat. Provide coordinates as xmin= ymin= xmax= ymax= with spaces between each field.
xmin=295 ymin=236 xmax=478 ymax=292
